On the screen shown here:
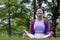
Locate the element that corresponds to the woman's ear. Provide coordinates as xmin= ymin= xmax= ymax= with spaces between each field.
xmin=42 ymin=15 xmax=44 ymax=18
xmin=35 ymin=15 xmax=37 ymax=19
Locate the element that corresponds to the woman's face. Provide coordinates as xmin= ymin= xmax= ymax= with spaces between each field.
xmin=36 ymin=9 xmax=43 ymax=17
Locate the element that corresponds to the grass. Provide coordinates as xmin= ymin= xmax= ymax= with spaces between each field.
xmin=0 ymin=32 xmax=60 ymax=40
xmin=0 ymin=36 xmax=60 ymax=40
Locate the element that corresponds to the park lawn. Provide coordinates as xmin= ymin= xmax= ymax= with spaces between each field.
xmin=0 ymin=36 xmax=60 ymax=40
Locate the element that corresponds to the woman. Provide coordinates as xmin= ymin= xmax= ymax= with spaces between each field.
xmin=23 ymin=8 xmax=52 ymax=39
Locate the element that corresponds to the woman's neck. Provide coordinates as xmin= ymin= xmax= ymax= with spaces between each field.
xmin=37 ymin=17 xmax=43 ymax=20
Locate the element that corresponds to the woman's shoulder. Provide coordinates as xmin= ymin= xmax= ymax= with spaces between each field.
xmin=30 ymin=19 xmax=35 ymax=21
xmin=30 ymin=19 xmax=35 ymax=23
xmin=44 ymin=19 xmax=49 ymax=23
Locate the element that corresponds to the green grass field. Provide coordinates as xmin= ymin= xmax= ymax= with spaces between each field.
xmin=0 ymin=32 xmax=60 ymax=40
xmin=0 ymin=36 xmax=60 ymax=40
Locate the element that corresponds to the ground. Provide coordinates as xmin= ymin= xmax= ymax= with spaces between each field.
xmin=0 ymin=36 xmax=60 ymax=40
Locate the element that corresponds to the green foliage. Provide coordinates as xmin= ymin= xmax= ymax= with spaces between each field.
xmin=55 ymin=19 xmax=60 ymax=37
xmin=0 ymin=0 xmax=60 ymax=37
xmin=56 ymin=20 xmax=60 ymax=32
xmin=0 ymin=0 xmax=31 ymax=36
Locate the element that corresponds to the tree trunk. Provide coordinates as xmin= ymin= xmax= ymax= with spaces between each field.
xmin=52 ymin=16 xmax=57 ymax=37
xmin=37 ymin=0 xmax=42 ymax=7
xmin=52 ymin=0 xmax=60 ymax=37
xmin=33 ymin=0 xmax=36 ymax=19
xmin=8 ymin=11 xmax=11 ymax=36
xmin=8 ymin=0 xmax=11 ymax=36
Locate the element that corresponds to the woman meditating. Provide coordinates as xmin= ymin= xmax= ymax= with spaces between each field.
xmin=23 ymin=8 xmax=52 ymax=39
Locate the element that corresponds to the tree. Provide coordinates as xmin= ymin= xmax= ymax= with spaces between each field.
xmin=52 ymin=0 xmax=60 ymax=37
xmin=0 ymin=0 xmax=30 ymax=36
xmin=33 ymin=0 xmax=36 ymax=19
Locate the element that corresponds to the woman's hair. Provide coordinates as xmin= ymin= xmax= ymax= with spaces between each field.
xmin=35 ymin=8 xmax=44 ymax=14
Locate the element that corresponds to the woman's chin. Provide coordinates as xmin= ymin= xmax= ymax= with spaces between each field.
xmin=37 ymin=16 xmax=42 ymax=17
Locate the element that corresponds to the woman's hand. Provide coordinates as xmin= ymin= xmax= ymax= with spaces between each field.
xmin=23 ymin=29 xmax=27 ymax=37
xmin=49 ymin=31 xmax=54 ymax=37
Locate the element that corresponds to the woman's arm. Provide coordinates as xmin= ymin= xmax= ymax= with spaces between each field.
xmin=29 ymin=20 xmax=35 ymax=34
xmin=45 ymin=20 xmax=50 ymax=35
